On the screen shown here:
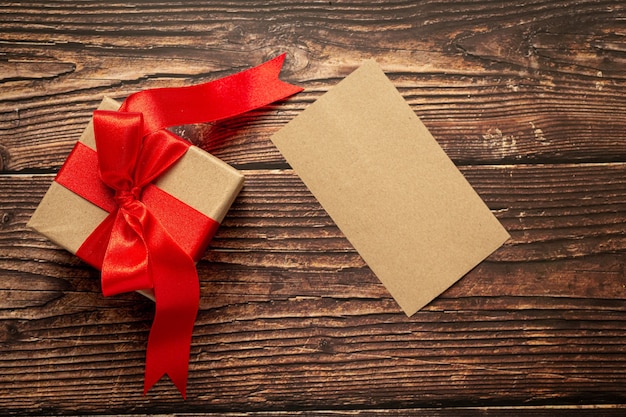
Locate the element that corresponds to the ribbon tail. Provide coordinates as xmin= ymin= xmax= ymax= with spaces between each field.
xmin=143 ymin=290 xmax=197 ymax=398
xmin=237 ymin=53 xmax=304 ymax=110
xmin=143 ymin=265 xmax=199 ymax=398
xmin=142 ymin=213 xmax=199 ymax=398
xmin=143 ymin=272 xmax=198 ymax=398
xmin=119 ymin=53 xmax=304 ymax=134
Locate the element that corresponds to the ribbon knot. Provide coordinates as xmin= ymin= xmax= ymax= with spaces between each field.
xmin=113 ymin=186 xmax=143 ymax=209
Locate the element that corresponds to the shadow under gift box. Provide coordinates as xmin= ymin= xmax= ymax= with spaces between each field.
xmin=28 ymin=97 xmax=245 ymax=300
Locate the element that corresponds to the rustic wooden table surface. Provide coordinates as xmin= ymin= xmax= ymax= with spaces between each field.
xmin=1 ymin=1 xmax=626 ymax=416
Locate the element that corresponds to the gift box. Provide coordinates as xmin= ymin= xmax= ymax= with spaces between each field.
xmin=29 ymin=96 xmax=244 ymax=300
xmin=27 ymin=55 xmax=302 ymax=398
xmin=27 ymin=97 xmax=245 ymax=397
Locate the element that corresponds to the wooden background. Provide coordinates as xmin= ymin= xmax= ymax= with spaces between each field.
xmin=1 ymin=1 xmax=626 ymax=415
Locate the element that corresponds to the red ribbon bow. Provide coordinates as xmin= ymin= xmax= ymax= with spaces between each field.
xmin=55 ymin=55 xmax=302 ymax=397
xmin=91 ymin=112 xmax=197 ymax=396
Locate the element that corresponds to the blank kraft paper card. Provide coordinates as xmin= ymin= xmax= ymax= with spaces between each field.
xmin=271 ymin=60 xmax=510 ymax=316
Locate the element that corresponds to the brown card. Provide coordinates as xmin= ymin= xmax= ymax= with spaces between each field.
xmin=271 ymin=60 xmax=510 ymax=316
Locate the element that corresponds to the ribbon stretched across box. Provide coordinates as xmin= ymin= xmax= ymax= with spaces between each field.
xmin=28 ymin=55 xmax=302 ymax=397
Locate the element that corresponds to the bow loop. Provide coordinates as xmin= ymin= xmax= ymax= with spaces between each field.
xmin=93 ymin=110 xmax=144 ymax=192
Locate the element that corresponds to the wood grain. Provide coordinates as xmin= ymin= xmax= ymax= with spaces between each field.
xmin=1 ymin=0 xmax=626 ymax=415
xmin=1 ymin=163 xmax=626 ymax=413
xmin=2 ymin=1 xmax=626 ymax=172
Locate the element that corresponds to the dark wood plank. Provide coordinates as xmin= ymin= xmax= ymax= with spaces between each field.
xmin=55 ymin=408 xmax=626 ymax=417
xmin=2 ymin=0 xmax=626 ymax=415
xmin=2 ymin=1 xmax=626 ymax=172
xmin=1 ymin=162 xmax=625 ymax=414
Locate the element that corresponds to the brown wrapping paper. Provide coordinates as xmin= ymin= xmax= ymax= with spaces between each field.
xmin=28 ymin=97 xmax=244 ymax=298
xmin=271 ymin=60 xmax=510 ymax=316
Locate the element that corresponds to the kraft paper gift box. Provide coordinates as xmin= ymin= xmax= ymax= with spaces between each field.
xmin=28 ymin=97 xmax=244 ymax=299
xmin=27 ymin=55 xmax=303 ymax=398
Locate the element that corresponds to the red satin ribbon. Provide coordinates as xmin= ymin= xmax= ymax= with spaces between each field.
xmin=58 ymin=141 xmax=221 ymax=265
xmin=54 ymin=55 xmax=302 ymax=397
